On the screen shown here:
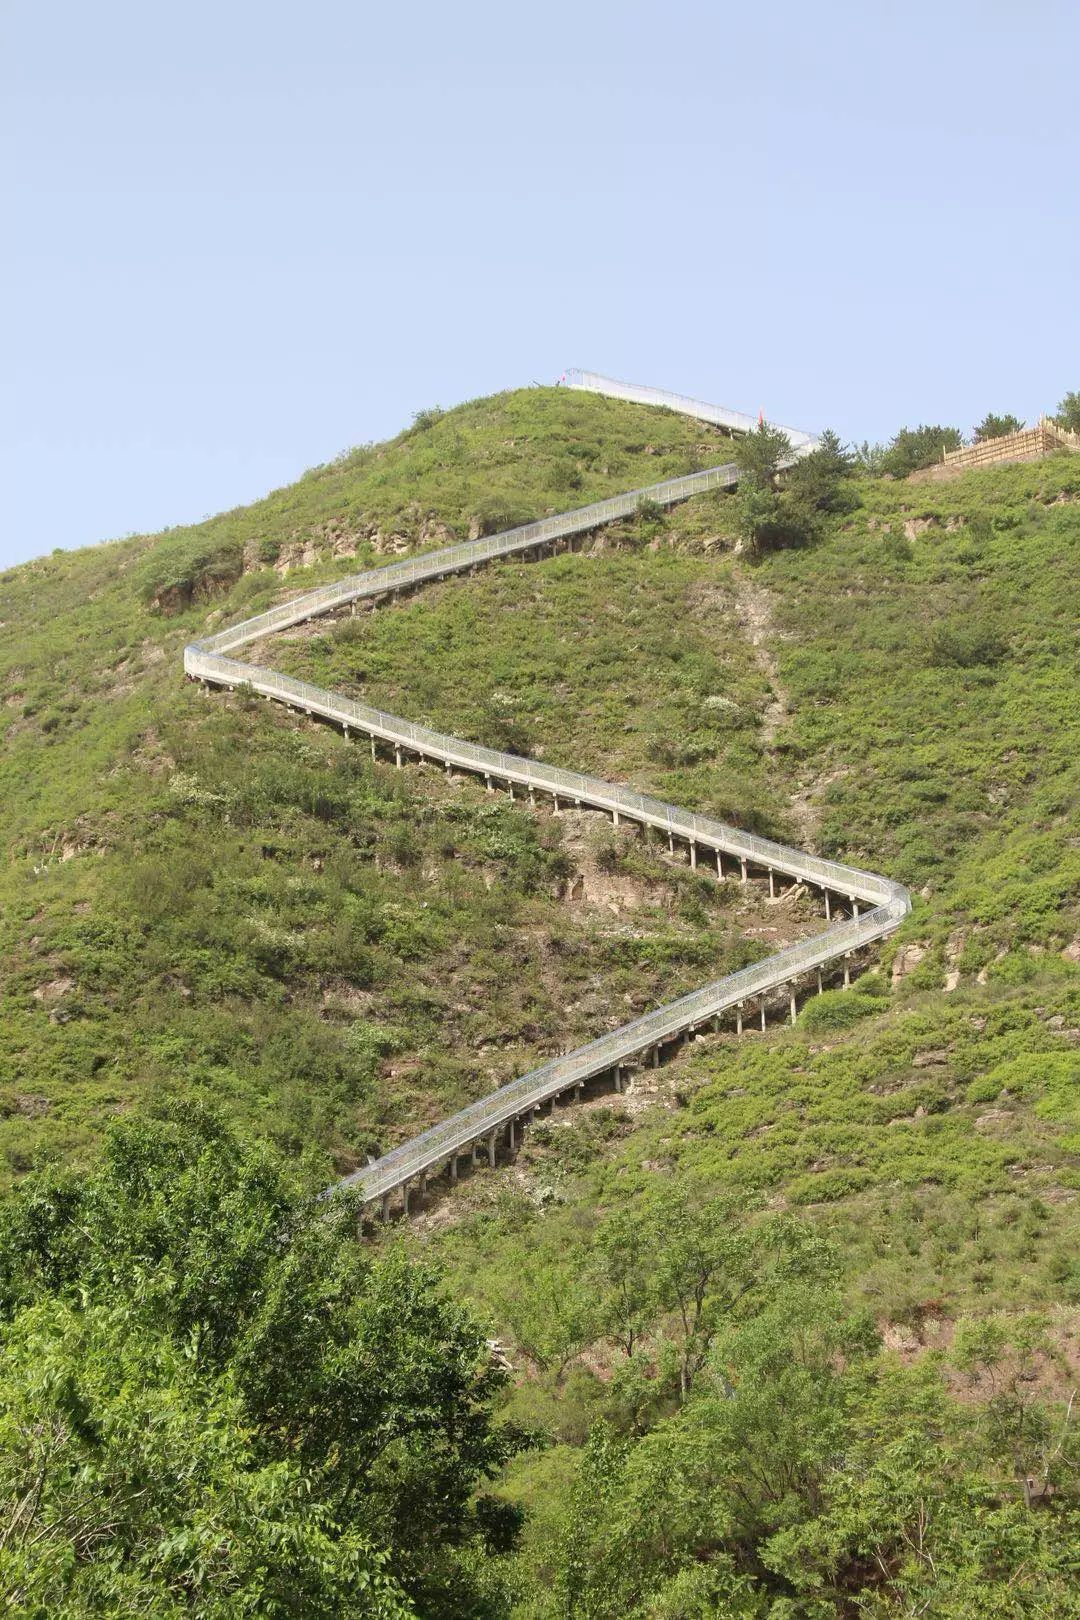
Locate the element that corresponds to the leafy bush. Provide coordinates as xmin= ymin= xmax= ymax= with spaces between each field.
xmin=799 ymin=990 xmax=889 ymax=1032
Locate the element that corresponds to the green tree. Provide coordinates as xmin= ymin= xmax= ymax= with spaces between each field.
xmin=974 ymin=411 xmax=1023 ymax=441
xmin=0 ymin=1107 xmax=522 ymax=1616
xmin=881 ymin=423 xmax=963 ymax=477
xmin=1054 ymin=390 xmax=1080 ymax=433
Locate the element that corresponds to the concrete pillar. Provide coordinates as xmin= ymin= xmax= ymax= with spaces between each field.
xmin=380 ymin=1193 xmax=390 ymax=1223
xmin=612 ymin=809 xmax=620 ymax=827
xmin=343 ymin=724 xmax=350 ymax=739
xmin=370 ymin=737 xmax=376 ymax=761
xmin=769 ymin=869 xmax=776 ymax=899
xmin=824 ymin=889 xmax=832 ymax=921
xmin=760 ymin=1002 xmax=767 ymax=1032
xmin=419 ymin=1173 xmax=427 ymax=1199
xmin=485 ymin=773 xmax=493 ymax=793
xmin=736 ymin=1003 xmax=743 ymax=1035
xmin=445 ymin=760 xmax=452 ymax=776
xmin=852 ymin=899 xmax=860 ymax=918
xmin=668 ymin=831 xmax=675 ymax=855
xmin=394 ymin=746 xmax=402 ymax=769
xmin=652 ymin=1045 xmax=660 ymax=1068
xmin=741 ymin=857 xmax=748 ymax=883
xmin=402 ymin=1181 xmax=410 ymax=1216
xmin=508 ymin=783 xmax=515 ymax=800
xmin=817 ymin=968 xmax=823 ymax=995
xmin=716 ymin=849 xmax=724 ymax=879
xmin=528 ymin=786 xmax=536 ymax=806
xmin=471 ymin=1141 xmax=481 ymax=1165
xmin=843 ymin=955 xmax=851 ymax=989
xmin=690 ymin=841 xmax=698 ymax=870
xmin=450 ymin=1155 xmax=458 ymax=1182
xmin=487 ymin=1132 xmax=496 ymax=1168
xmin=552 ymin=794 xmax=561 ymax=816
xmin=575 ymin=1081 xmax=584 ymax=1100
xmin=614 ymin=1066 xmax=623 ymax=1094
xmin=789 ymin=989 xmax=797 ymax=1025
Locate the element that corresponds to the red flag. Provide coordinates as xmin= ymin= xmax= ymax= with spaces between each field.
xmin=758 ymin=408 xmax=765 ymax=427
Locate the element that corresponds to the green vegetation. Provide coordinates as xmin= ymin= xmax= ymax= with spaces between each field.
xmin=1 ymin=384 xmax=1078 ymax=1612
xmin=0 ymin=1107 xmax=518 ymax=1614
xmin=974 ymin=411 xmax=1024 ymax=441
xmin=1055 ymin=391 xmax=1080 ymax=434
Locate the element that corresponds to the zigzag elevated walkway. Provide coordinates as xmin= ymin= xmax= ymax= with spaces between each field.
xmin=184 ymin=374 xmax=911 ymax=1220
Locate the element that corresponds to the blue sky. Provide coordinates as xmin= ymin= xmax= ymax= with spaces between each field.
xmin=2 ymin=0 xmax=1078 ymax=567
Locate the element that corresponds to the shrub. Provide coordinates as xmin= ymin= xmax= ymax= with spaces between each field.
xmin=799 ymin=991 xmax=889 ymax=1032
xmin=928 ymin=620 xmax=1008 ymax=668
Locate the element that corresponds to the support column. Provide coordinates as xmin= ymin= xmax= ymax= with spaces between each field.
xmin=843 ymin=955 xmax=851 ymax=989
xmin=450 ymin=1155 xmax=458 ymax=1182
xmin=471 ymin=1141 xmax=481 ymax=1165
xmin=487 ymin=1132 xmax=496 ymax=1168
xmin=445 ymin=760 xmax=452 ymax=777
xmin=614 ymin=1067 xmax=623 ymax=1094
xmin=508 ymin=782 xmax=515 ymax=800
xmin=817 ymin=967 xmax=823 ymax=995
xmin=380 ymin=1193 xmax=390 ymax=1223
xmin=760 ymin=1002 xmax=767 ymax=1032
xmin=824 ymin=889 xmax=832 ymax=921
xmin=343 ymin=724 xmax=350 ymax=739
xmin=394 ymin=746 xmax=402 ymax=769
xmin=769 ymin=869 xmax=776 ymax=899
xmin=402 ymin=1181 xmax=410 ymax=1217
xmin=852 ymin=899 xmax=860 ymax=918
xmin=741 ymin=857 xmax=748 ymax=883
xmin=736 ymin=1003 xmax=743 ymax=1035
xmin=716 ymin=849 xmax=724 ymax=879
xmin=419 ymin=1172 xmax=428 ymax=1199
xmin=652 ymin=1045 xmax=661 ymax=1068
xmin=789 ymin=988 xmax=797 ymax=1025
xmin=575 ymin=1081 xmax=584 ymax=1101
xmin=690 ymin=841 xmax=698 ymax=870
xmin=612 ymin=809 xmax=620 ymax=827
xmin=507 ymin=1119 xmax=516 ymax=1151
xmin=668 ymin=830 xmax=675 ymax=855
xmin=485 ymin=773 xmax=493 ymax=793
xmin=528 ymin=786 xmax=536 ymax=806
xmin=370 ymin=736 xmax=376 ymax=761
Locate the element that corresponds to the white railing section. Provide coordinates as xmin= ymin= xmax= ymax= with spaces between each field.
xmin=564 ymin=369 xmax=820 ymax=455
xmin=185 ymin=380 xmax=910 ymax=1210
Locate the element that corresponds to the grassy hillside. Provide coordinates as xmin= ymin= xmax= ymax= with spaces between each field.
xmin=1 ymin=388 xmax=1078 ymax=1613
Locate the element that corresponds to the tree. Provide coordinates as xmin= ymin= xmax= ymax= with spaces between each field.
xmin=1054 ymin=391 xmax=1080 ymax=434
xmin=0 ymin=1106 xmax=523 ymax=1615
xmin=732 ymin=424 xmax=856 ymax=552
xmin=974 ymin=412 xmax=1023 ymax=441
xmin=880 ymin=424 xmax=964 ymax=478
xmin=732 ymin=419 xmax=793 ymax=492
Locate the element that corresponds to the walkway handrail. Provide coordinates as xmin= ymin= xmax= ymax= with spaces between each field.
xmin=184 ymin=378 xmax=910 ymax=1207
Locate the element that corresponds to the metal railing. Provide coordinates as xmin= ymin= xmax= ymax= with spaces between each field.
xmin=185 ymin=379 xmax=910 ymax=1208
xmin=564 ymin=369 xmax=820 ymax=455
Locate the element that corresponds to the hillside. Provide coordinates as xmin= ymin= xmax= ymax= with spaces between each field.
xmin=1 ymin=386 xmax=1078 ymax=1615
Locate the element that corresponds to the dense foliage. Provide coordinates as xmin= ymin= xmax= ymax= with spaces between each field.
xmin=0 ymin=1107 xmax=520 ymax=1614
xmin=974 ymin=411 xmax=1023 ymax=441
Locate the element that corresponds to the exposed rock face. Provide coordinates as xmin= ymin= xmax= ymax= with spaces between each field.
xmin=891 ymin=942 xmax=927 ymax=984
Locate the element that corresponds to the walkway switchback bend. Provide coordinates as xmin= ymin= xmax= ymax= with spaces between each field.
xmin=184 ymin=372 xmax=912 ymax=1220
